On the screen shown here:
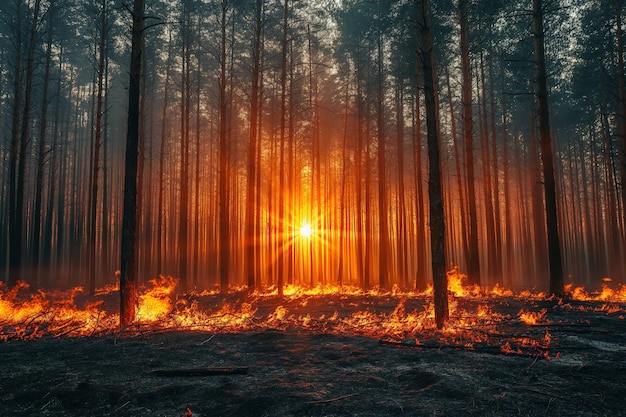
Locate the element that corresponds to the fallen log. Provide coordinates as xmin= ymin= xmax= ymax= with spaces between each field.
xmin=378 ymin=339 xmax=551 ymax=359
xmin=150 ymin=366 xmax=249 ymax=377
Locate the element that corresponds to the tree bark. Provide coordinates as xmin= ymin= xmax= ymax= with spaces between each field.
xmin=89 ymin=0 xmax=108 ymax=294
xmin=245 ymin=0 xmax=263 ymax=292
xmin=459 ymin=0 xmax=481 ymax=286
xmin=120 ymin=0 xmax=144 ymax=326
xmin=219 ymin=0 xmax=230 ymax=292
xmin=533 ymin=0 xmax=564 ymax=296
xmin=418 ymin=0 xmax=449 ymax=329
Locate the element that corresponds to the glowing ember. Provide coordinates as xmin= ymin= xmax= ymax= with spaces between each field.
xmin=1 ymin=273 xmax=624 ymax=361
xmin=518 ymin=309 xmax=548 ymax=325
xmin=137 ymin=276 xmax=177 ymax=321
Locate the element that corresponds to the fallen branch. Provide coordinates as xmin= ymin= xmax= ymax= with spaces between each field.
xmin=378 ymin=339 xmax=551 ymax=359
xmin=150 ymin=366 xmax=249 ymax=377
xmin=306 ymin=393 xmax=359 ymax=404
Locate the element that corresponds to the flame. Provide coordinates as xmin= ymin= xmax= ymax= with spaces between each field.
xmin=1 ymin=274 xmax=624 ymax=361
xmin=567 ymin=282 xmax=626 ymax=303
xmin=137 ymin=276 xmax=177 ymax=321
xmin=518 ymin=309 xmax=547 ymax=325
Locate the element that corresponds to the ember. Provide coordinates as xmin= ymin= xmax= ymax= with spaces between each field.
xmin=2 ymin=276 xmax=625 ymax=363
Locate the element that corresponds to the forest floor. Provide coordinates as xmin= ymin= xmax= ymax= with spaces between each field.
xmin=1 ymin=291 xmax=625 ymax=417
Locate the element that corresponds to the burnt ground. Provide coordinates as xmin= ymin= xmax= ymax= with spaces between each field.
xmin=1 ymin=294 xmax=625 ymax=417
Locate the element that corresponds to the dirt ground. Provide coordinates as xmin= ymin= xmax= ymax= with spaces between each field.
xmin=1 ymin=294 xmax=625 ymax=417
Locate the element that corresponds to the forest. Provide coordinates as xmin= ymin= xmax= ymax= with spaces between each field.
xmin=1 ymin=0 xmax=625 ymax=310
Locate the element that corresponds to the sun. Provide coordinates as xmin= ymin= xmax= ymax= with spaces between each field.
xmin=299 ymin=222 xmax=313 ymax=239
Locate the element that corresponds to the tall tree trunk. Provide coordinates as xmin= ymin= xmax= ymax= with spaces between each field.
xmin=8 ymin=0 xmax=23 ymax=287
xmin=459 ymin=0 xmax=481 ymax=285
xmin=218 ymin=0 xmax=230 ymax=292
xmin=478 ymin=51 xmax=497 ymax=284
xmin=42 ymin=45 xmax=64 ymax=287
xmin=276 ymin=0 xmax=289 ymax=296
xmin=413 ymin=27 xmax=427 ymax=290
xmin=89 ymin=0 xmax=108 ymax=294
xmin=101 ymin=39 xmax=110 ymax=281
xmin=395 ymin=78 xmax=408 ymax=287
xmin=533 ymin=0 xmax=564 ymax=296
xmin=33 ymin=2 xmax=55 ymax=287
xmin=157 ymin=29 xmax=173 ymax=276
xmin=418 ymin=0 xmax=448 ymax=329
xmin=338 ymin=64 xmax=350 ymax=286
xmin=616 ymin=1 xmax=626 ymax=268
xmin=179 ymin=4 xmax=192 ymax=291
xmin=245 ymin=0 xmax=263 ymax=291
xmin=487 ymin=39 xmax=503 ymax=283
xmin=377 ymin=4 xmax=389 ymax=289
xmin=445 ymin=66 xmax=469 ymax=271
xmin=120 ymin=0 xmax=144 ymax=326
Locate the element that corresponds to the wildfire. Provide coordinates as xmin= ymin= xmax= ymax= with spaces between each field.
xmin=1 ymin=274 xmax=624 ymax=361
xmin=518 ymin=309 xmax=548 ymax=325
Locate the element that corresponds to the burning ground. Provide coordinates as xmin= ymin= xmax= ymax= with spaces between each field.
xmin=1 ymin=277 xmax=625 ymax=416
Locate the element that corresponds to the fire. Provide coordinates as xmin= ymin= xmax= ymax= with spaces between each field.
xmin=137 ymin=276 xmax=177 ymax=321
xmin=566 ymin=282 xmax=626 ymax=303
xmin=1 ymin=274 xmax=624 ymax=361
xmin=518 ymin=309 xmax=547 ymax=325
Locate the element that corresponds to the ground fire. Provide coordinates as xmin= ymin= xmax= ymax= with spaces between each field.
xmin=2 ymin=274 xmax=625 ymax=416
xmin=2 ymin=273 xmax=624 ymax=350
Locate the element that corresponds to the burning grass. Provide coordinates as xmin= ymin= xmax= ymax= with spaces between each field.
xmin=1 ymin=271 xmax=625 ymax=360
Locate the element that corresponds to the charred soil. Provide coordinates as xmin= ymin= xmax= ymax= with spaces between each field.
xmin=1 ymin=294 xmax=625 ymax=417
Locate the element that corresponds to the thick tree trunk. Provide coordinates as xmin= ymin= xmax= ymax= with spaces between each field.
xmin=533 ymin=0 xmax=564 ymax=296
xmin=120 ymin=0 xmax=144 ymax=326
xmin=418 ymin=0 xmax=449 ymax=329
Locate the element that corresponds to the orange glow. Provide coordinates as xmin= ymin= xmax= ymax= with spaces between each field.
xmin=518 ymin=309 xmax=548 ymax=325
xmin=1 ymin=275 xmax=624 ymax=363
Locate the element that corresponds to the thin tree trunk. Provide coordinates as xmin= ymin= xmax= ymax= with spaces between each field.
xmin=445 ymin=66 xmax=469 ymax=271
xmin=89 ymin=0 xmax=107 ymax=294
xmin=245 ymin=0 xmax=262 ymax=292
xmin=396 ymin=79 xmax=408 ymax=288
xmin=179 ymin=4 xmax=192 ymax=291
xmin=8 ymin=0 xmax=23 ymax=287
xmin=33 ymin=3 xmax=55 ymax=287
xmin=157 ymin=29 xmax=172 ymax=276
xmin=616 ymin=1 xmax=626 ymax=267
xmin=459 ymin=0 xmax=480 ymax=285
xmin=218 ymin=0 xmax=230 ymax=292
xmin=478 ymin=51 xmax=496 ymax=284
xmin=376 ymin=4 xmax=389 ymax=289
xmin=413 ymin=28 xmax=427 ymax=290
